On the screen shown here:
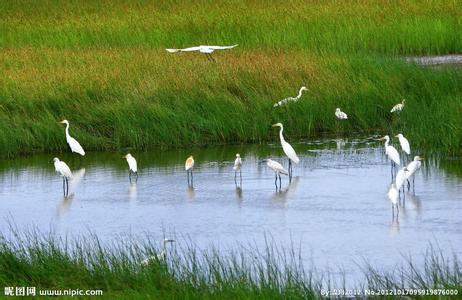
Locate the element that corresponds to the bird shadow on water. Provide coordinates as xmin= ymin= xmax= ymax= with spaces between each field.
xmin=235 ymin=187 xmax=243 ymax=204
xmin=272 ymin=176 xmax=300 ymax=206
xmin=128 ymin=182 xmax=137 ymax=202
xmin=186 ymin=186 xmax=195 ymax=200
xmin=56 ymin=168 xmax=85 ymax=218
xmin=57 ymin=194 xmax=75 ymax=218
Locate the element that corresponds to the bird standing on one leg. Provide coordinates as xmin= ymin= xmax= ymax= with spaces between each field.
xmin=123 ymin=153 xmax=138 ymax=182
xmin=233 ymin=153 xmax=242 ymax=186
xmin=53 ymin=157 xmax=73 ymax=196
xmin=272 ymin=123 xmax=299 ymax=181
xmin=185 ymin=156 xmax=195 ymax=187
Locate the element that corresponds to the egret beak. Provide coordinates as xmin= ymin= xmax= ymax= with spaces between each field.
xmin=271 ymin=124 xmax=278 ymax=127
xmin=58 ymin=120 xmax=65 ymax=124
xmin=376 ymin=137 xmax=385 ymax=141
xmin=394 ymin=134 xmax=399 ymax=138
xmin=419 ymin=157 xmax=425 ymax=160
xmin=122 ymin=155 xmax=126 ymax=159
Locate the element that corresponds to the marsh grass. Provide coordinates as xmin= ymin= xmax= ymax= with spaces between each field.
xmin=0 ymin=0 xmax=461 ymax=157
xmin=0 ymin=229 xmax=460 ymax=299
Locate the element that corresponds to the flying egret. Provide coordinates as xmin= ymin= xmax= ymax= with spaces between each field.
xmin=272 ymin=123 xmax=299 ymax=180
xmin=335 ymin=108 xmax=348 ymax=120
xmin=273 ymin=86 xmax=308 ymax=107
xmin=142 ymin=239 xmax=175 ymax=265
xmin=166 ymin=45 xmax=238 ymax=62
xmin=387 ymin=183 xmax=399 ymax=219
xmin=123 ymin=153 xmax=138 ymax=182
xmin=233 ymin=153 xmax=242 ymax=185
xmin=405 ymin=156 xmax=424 ymax=191
xmin=390 ymin=99 xmax=406 ymax=113
xmin=378 ymin=135 xmax=400 ymax=178
xmin=185 ymin=156 xmax=194 ymax=186
xmin=53 ymin=157 xmax=73 ymax=196
xmin=266 ymin=159 xmax=288 ymax=190
xmin=59 ymin=120 xmax=85 ymax=156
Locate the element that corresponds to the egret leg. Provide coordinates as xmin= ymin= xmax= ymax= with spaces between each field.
xmin=392 ymin=205 xmax=394 ymax=220
xmin=278 ymin=173 xmax=282 ymax=189
xmin=65 ymin=177 xmax=69 ymax=196
xmin=239 ymin=170 xmax=242 ymax=186
xmin=234 ymin=171 xmax=237 ymax=185
xmin=191 ymin=170 xmax=194 ymax=187
xmin=129 ymin=171 xmax=132 ymax=183
xmin=274 ymin=173 xmax=278 ymax=189
xmin=135 ymin=172 xmax=138 ymax=182
xmin=396 ymin=204 xmax=399 ymax=218
xmin=288 ymin=160 xmax=292 ymax=182
xmin=407 ymin=179 xmax=411 ymax=190
xmin=62 ymin=177 xmax=65 ymax=196
xmin=187 ymin=171 xmax=190 ymax=185
xmin=412 ymin=176 xmax=415 ymax=194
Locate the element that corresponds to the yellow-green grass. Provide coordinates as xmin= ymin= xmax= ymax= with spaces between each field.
xmin=0 ymin=0 xmax=461 ymax=157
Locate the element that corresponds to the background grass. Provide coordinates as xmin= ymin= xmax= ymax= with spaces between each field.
xmin=0 ymin=0 xmax=461 ymax=158
xmin=1 ymin=230 xmax=461 ymax=300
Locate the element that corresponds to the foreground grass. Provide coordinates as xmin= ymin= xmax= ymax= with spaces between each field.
xmin=0 ymin=0 xmax=461 ymax=157
xmin=0 ymin=231 xmax=460 ymax=300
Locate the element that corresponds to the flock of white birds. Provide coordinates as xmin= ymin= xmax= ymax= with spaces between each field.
xmin=52 ymin=44 xmax=420 ymax=218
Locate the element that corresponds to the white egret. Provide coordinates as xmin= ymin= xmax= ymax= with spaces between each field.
xmin=395 ymin=133 xmax=410 ymax=155
xmin=53 ymin=157 xmax=73 ymax=196
xmin=123 ymin=153 xmax=138 ymax=182
xmin=395 ymin=167 xmax=410 ymax=202
xmin=387 ymin=183 xmax=399 ymax=219
xmin=166 ymin=45 xmax=238 ymax=62
xmin=335 ymin=108 xmax=348 ymax=120
xmin=272 ymin=123 xmax=299 ymax=179
xmin=405 ymin=156 xmax=424 ymax=191
xmin=233 ymin=153 xmax=242 ymax=185
xmin=273 ymin=86 xmax=308 ymax=107
xmin=266 ymin=159 xmax=288 ymax=190
xmin=390 ymin=99 xmax=406 ymax=113
xmin=142 ymin=239 xmax=175 ymax=265
xmin=185 ymin=156 xmax=195 ymax=186
xmin=59 ymin=120 xmax=85 ymax=156
xmin=378 ymin=135 xmax=400 ymax=178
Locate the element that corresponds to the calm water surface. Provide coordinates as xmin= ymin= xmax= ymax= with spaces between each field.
xmin=1 ymin=136 xmax=461 ymax=283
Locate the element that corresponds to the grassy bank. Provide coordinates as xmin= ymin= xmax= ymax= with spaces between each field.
xmin=0 ymin=231 xmax=460 ymax=300
xmin=0 ymin=0 xmax=461 ymax=158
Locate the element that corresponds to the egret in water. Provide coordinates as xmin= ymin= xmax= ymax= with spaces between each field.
xmin=273 ymin=86 xmax=308 ymax=107
xmin=405 ymin=156 xmax=424 ymax=191
xmin=388 ymin=183 xmax=399 ymax=219
xmin=123 ymin=153 xmax=138 ymax=182
xmin=142 ymin=239 xmax=175 ymax=265
xmin=395 ymin=133 xmax=410 ymax=155
xmin=272 ymin=123 xmax=299 ymax=180
xmin=166 ymin=45 xmax=238 ymax=62
xmin=378 ymin=135 xmax=400 ymax=178
xmin=266 ymin=159 xmax=289 ymax=190
xmin=390 ymin=99 xmax=406 ymax=113
xmin=59 ymin=120 xmax=85 ymax=156
xmin=185 ymin=156 xmax=195 ymax=186
xmin=53 ymin=157 xmax=73 ymax=196
xmin=395 ymin=167 xmax=410 ymax=203
xmin=233 ymin=153 xmax=242 ymax=185
xmin=335 ymin=108 xmax=348 ymax=120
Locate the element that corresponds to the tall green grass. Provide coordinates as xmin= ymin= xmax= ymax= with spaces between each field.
xmin=0 ymin=230 xmax=460 ymax=299
xmin=0 ymin=0 xmax=461 ymax=157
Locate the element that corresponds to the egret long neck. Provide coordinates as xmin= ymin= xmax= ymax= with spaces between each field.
xmin=279 ymin=127 xmax=286 ymax=143
xmin=65 ymin=123 xmax=70 ymax=140
xmin=296 ymin=88 xmax=304 ymax=99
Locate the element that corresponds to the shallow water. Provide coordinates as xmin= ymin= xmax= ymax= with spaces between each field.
xmin=404 ymin=54 xmax=462 ymax=65
xmin=1 ymin=136 xmax=461 ymax=284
